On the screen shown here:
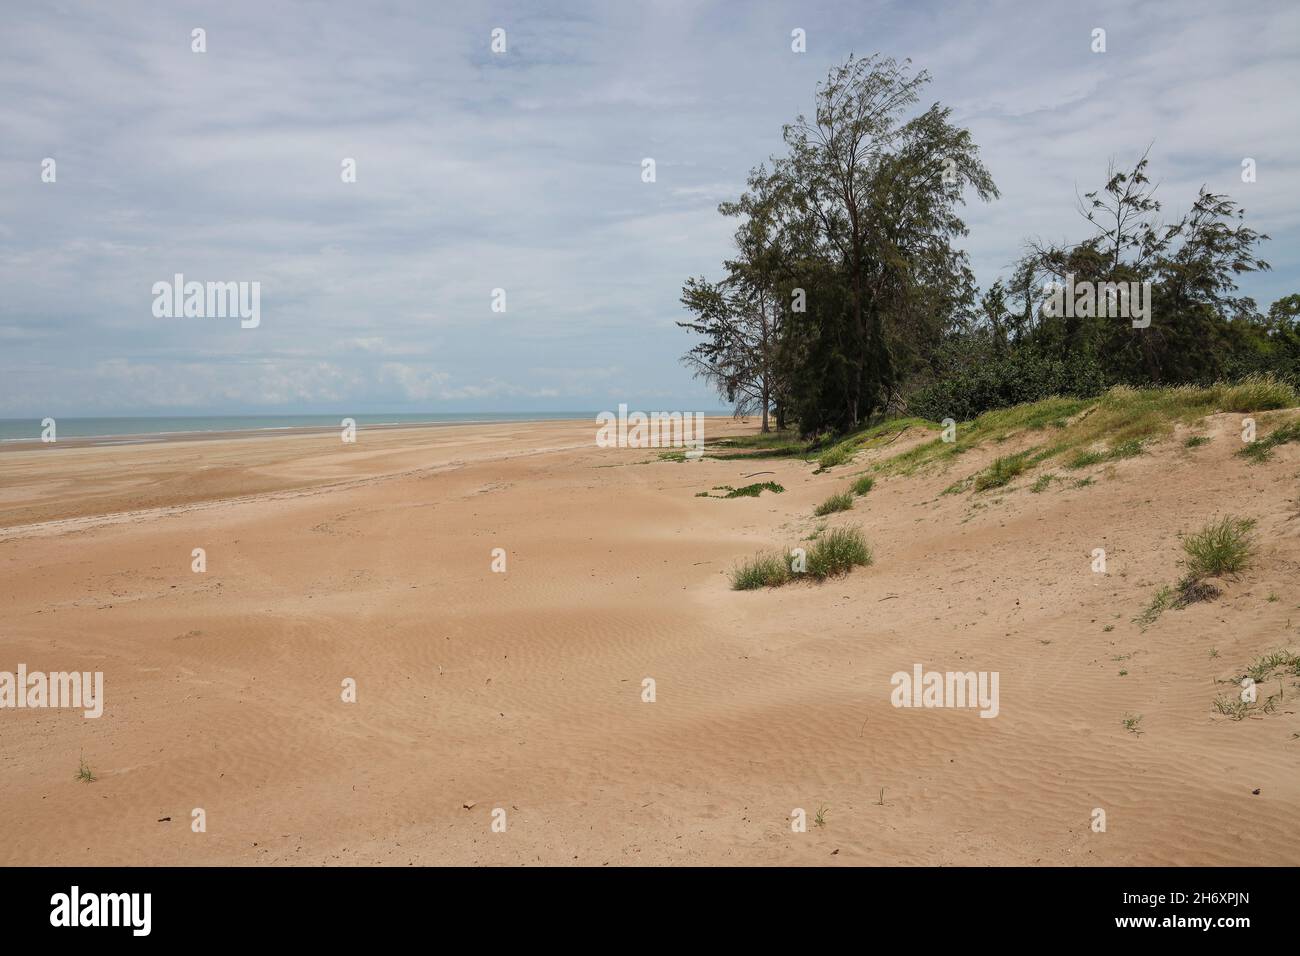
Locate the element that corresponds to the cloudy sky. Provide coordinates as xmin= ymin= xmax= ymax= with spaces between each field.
xmin=2 ymin=0 xmax=1297 ymax=416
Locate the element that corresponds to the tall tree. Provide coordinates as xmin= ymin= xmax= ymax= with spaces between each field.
xmin=778 ymin=54 xmax=998 ymax=431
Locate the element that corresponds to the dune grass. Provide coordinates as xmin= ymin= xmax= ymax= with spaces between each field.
xmin=1030 ymin=473 xmax=1056 ymax=493
xmin=973 ymin=453 xmax=1030 ymax=490
xmin=872 ymin=375 xmax=1295 ymax=491
xmin=1238 ymin=417 xmax=1300 ymax=462
xmin=806 ymin=526 xmax=873 ymax=578
xmin=1182 ymin=516 xmax=1256 ymax=579
xmin=75 ymin=754 xmax=95 ymax=784
xmin=850 ymin=474 xmax=875 ymax=496
xmin=730 ymin=527 xmax=872 ymax=589
xmin=1135 ymin=515 xmax=1256 ymax=629
xmin=814 ymin=491 xmax=854 ymax=516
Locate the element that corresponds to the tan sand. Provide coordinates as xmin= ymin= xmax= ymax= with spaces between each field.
xmin=1 ymin=415 xmax=1297 ymax=865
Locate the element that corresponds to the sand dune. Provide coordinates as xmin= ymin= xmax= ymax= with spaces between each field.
xmin=1 ymin=415 xmax=1297 ymax=865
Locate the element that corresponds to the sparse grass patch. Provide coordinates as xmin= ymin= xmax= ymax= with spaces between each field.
xmin=1135 ymin=584 xmax=1174 ymax=630
xmin=730 ymin=553 xmax=792 ymax=590
xmin=731 ymin=527 xmax=871 ymax=589
xmin=850 ymin=474 xmax=875 ymax=496
xmin=1122 ymin=713 xmax=1144 ymax=736
xmin=974 ymin=452 xmax=1031 ymax=491
xmin=814 ymin=491 xmax=854 ymax=516
xmin=878 ymin=378 xmax=1299 ymax=483
xmin=806 ymin=526 xmax=873 ymax=578
xmin=815 ymin=444 xmax=853 ymax=471
xmin=1184 ymin=435 xmax=1211 ymax=448
xmin=1238 ymin=418 xmax=1300 ymax=463
xmin=941 ymin=476 xmax=974 ymax=496
xmin=75 ymin=754 xmax=95 ymax=784
xmin=1182 ymin=516 xmax=1255 ymax=580
xmin=1243 ymin=649 xmax=1300 ymax=684
xmin=1030 ymin=473 xmax=1056 ymax=493
xmin=700 ymin=481 xmax=786 ymax=499
xmin=1065 ymin=449 xmax=1105 ymax=469
xmin=1212 ymin=696 xmax=1250 ymax=721
xmin=1108 ymin=438 xmax=1145 ymax=460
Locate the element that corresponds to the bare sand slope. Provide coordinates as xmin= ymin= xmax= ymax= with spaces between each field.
xmin=1 ymin=415 xmax=1297 ymax=865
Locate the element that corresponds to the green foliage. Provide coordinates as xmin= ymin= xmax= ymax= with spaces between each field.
xmin=1182 ymin=516 xmax=1256 ymax=579
xmin=701 ymin=482 xmax=786 ymax=499
xmin=814 ymin=491 xmax=854 ymax=516
xmin=850 ymin=474 xmax=875 ymax=496
xmin=974 ymin=454 xmax=1029 ymax=490
xmin=730 ymin=553 xmax=792 ymax=590
xmin=805 ymin=527 xmax=873 ymax=578
xmin=730 ymin=526 xmax=872 ymax=589
xmin=1238 ymin=417 xmax=1300 ymax=462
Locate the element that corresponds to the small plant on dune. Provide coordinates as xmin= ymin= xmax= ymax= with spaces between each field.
xmin=974 ymin=454 xmax=1028 ymax=491
xmin=731 ymin=528 xmax=872 ymax=588
xmin=1238 ymin=418 xmax=1300 ymax=463
xmin=850 ymin=474 xmax=875 ymax=496
xmin=730 ymin=553 xmax=792 ymax=590
xmin=1134 ymin=584 xmax=1173 ymax=630
xmin=75 ymin=753 xmax=95 ymax=784
xmin=1212 ymin=695 xmax=1250 ymax=721
xmin=1030 ymin=473 xmax=1055 ymax=493
xmin=1184 ymin=435 xmax=1211 ymax=448
xmin=1122 ymin=713 xmax=1144 ymax=736
xmin=814 ymin=804 xmax=828 ymax=828
xmin=815 ymin=444 xmax=852 ymax=472
xmin=1182 ymin=516 xmax=1256 ymax=580
xmin=1108 ymin=438 xmax=1145 ymax=460
xmin=806 ymin=526 xmax=873 ymax=579
xmin=701 ymin=482 xmax=785 ymax=499
xmin=1065 ymin=449 xmax=1104 ymax=469
xmin=941 ymin=476 xmax=973 ymax=496
xmin=814 ymin=491 xmax=854 ymax=516
xmin=1137 ymin=517 xmax=1255 ymax=627
xmin=1243 ymin=649 xmax=1300 ymax=684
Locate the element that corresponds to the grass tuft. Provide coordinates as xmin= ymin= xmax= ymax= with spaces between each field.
xmin=1182 ymin=516 xmax=1256 ymax=579
xmin=75 ymin=753 xmax=96 ymax=784
xmin=1238 ymin=418 xmax=1300 ymax=463
xmin=974 ymin=453 xmax=1029 ymax=490
xmin=730 ymin=553 xmax=792 ymax=590
xmin=814 ymin=491 xmax=854 ymax=516
xmin=850 ymin=474 xmax=875 ymax=496
xmin=805 ymin=526 xmax=873 ymax=579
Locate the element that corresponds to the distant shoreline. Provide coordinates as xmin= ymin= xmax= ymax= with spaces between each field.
xmin=0 ymin=415 xmax=596 ymax=451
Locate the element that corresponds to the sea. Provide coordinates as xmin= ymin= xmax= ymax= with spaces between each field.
xmin=0 ymin=413 xmax=598 ymax=444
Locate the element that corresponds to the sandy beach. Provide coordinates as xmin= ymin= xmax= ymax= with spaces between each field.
xmin=0 ymin=415 xmax=1296 ymax=866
